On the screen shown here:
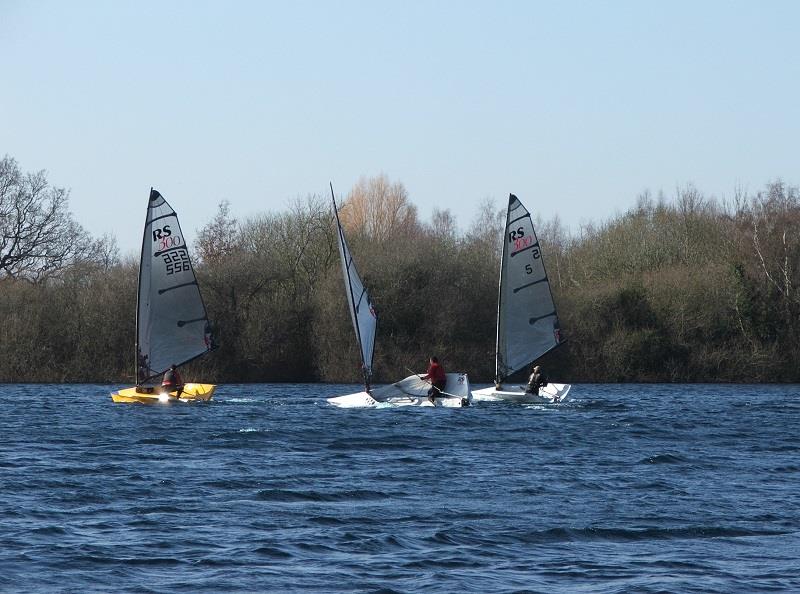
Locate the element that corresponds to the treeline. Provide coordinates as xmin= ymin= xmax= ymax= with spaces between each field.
xmin=2 ymin=155 xmax=799 ymax=383
xmin=555 ymin=183 xmax=800 ymax=382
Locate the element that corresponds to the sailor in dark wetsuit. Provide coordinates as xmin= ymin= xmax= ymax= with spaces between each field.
xmin=162 ymin=364 xmax=184 ymax=397
xmin=525 ymin=364 xmax=547 ymax=395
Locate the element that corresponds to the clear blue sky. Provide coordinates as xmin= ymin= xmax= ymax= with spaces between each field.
xmin=2 ymin=0 xmax=798 ymax=254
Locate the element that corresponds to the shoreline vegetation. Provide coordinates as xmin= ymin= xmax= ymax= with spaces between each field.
xmin=2 ymin=156 xmax=799 ymax=384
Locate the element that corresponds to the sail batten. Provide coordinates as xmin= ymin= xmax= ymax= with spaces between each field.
xmin=513 ymin=278 xmax=549 ymax=293
xmin=330 ymin=183 xmax=377 ymax=389
xmin=136 ymin=189 xmax=213 ymax=384
xmin=495 ymin=193 xmax=564 ymax=383
xmin=157 ymin=281 xmax=199 ymax=295
xmin=509 ymin=243 xmax=540 ymax=257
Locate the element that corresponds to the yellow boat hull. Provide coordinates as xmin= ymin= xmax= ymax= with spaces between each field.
xmin=111 ymin=383 xmax=216 ymax=404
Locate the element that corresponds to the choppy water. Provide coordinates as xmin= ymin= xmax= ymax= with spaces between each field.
xmin=1 ymin=383 xmax=799 ymax=593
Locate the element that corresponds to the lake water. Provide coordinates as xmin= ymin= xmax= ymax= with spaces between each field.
xmin=1 ymin=383 xmax=799 ymax=593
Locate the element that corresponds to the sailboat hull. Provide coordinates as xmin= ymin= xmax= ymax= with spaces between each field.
xmin=472 ymin=383 xmax=571 ymax=404
xmin=328 ymin=373 xmax=471 ymax=408
xmin=111 ymin=383 xmax=216 ymax=404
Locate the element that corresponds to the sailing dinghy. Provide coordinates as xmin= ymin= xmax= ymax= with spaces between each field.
xmin=472 ymin=194 xmax=571 ymax=404
xmin=324 ymin=184 xmax=471 ymax=408
xmin=111 ymin=189 xmax=216 ymax=403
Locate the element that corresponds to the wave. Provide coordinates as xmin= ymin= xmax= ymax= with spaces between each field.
xmin=252 ymin=546 xmax=293 ymax=559
xmin=410 ymin=524 xmax=792 ymax=548
xmin=772 ymin=465 xmax=800 ymax=473
xmin=400 ymin=556 xmax=478 ymax=570
xmin=90 ymin=555 xmax=184 ymax=567
xmin=638 ymin=453 xmax=688 ymax=464
xmin=255 ymin=488 xmax=390 ymax=503
xmin=201 ymin=479 xmax=260 ymax=490
xmin=126 ymin=504 xmax=185 ymax=515
xmin=209 ymin=428 xmax=270 ymax=440
xmin=135 ymin=438 xmax=176 ymax=445
xmin=512 ymin=526 xmax=793 ymax=544
xmin=29 ymin=525 xmax=68 ymax=536
xmin=307 ymin=515 xmax=347 ymax=526
xmin=326 ymin=439 xmax=414 ymax=451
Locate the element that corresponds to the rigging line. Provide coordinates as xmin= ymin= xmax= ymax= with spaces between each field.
xmin=158 ymin=280 xmax=198 ymax=295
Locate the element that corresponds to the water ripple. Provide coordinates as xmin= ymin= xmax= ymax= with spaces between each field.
xmin=1 ymin=383 xmax=800 ymax=593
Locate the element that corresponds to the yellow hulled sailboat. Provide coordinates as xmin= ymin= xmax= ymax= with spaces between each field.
xmin=111 ymin=189 xmax=217 ymax=403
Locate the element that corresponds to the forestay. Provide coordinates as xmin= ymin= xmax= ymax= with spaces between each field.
xmin=136 ymin=189 xmax=213 ymax=384
xmin=330 ymin=184 xmax=377 ymax=387
xmin=495 ymin=194 xmax=564 ymax=383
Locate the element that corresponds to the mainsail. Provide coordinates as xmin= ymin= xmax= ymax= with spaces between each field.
xmin=495 ymin=194 xmax=564 ymax=383
xmin=330 ymin=183 xmax=377 ymax=389
xmin=136 ymin=189 xmax=213 ymax=384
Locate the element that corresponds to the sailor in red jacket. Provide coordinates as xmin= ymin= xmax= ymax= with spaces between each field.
xmin=421 ymin=356 xmax=446 ymax=403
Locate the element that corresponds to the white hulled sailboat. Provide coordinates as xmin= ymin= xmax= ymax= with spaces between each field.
xmin=325 ymin=183 xmax=470 ymax=408
xmin=472 ymin=194 xmax=570 ymax=404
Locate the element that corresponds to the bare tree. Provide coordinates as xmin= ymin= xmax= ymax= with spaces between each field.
xmin=196 ymin=200 xmax=238 ymax=265
xmin=429 ymin=208 xmax=458 ymax=242
xmin=0 ymin=156 xmax=91 ymax=281
xmin=746 ymin=181 xmax=800 ymax=328
xmin=338 ymin=174 xmax=419 ymax=239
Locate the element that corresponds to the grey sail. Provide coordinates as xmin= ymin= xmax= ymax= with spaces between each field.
xmin=330 ymin=184 xmax=377 ymax=387
xmin=496 ymin=194 xmax=563 ymax=383
xmin=136 ymin=189 xmax=213 ymax=384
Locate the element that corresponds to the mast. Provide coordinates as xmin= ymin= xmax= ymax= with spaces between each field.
xmin=134 ymin=188 xmax=154 ymax=386
xmin=330 ymin=182 xmax=373 ymax=392
xmin=494 ymin=194 xmax=512 ymax=385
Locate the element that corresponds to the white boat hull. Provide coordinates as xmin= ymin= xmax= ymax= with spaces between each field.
xmin=328 ymin=373 xmax=471 ymax=408
xmin=471 ymin=382 xmax=571 ymax=404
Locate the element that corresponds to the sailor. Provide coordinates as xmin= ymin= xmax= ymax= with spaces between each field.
xmin=162 ymin=364 xmax=184 ymax=397
xmin=137 ymin=351 xmax=150 ymax=381
xmin=420 ymin=356 xmax=447 ymax=404
xmin=525 ymin=364 xmax=547 ymax=395
xmin=362 ymin=364 xmax=372 ymax=394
